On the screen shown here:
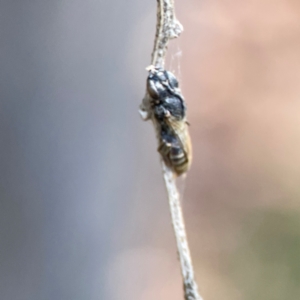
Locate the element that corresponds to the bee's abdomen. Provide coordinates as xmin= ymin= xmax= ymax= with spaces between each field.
xmin=156 ymin=113 xmax=192 ymax=176
xmin=169 ymin=147 xmax=189 ymax=175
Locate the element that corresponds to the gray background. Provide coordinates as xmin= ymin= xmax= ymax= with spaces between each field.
xmin=0 ymin=1 xmax=156 ymax=299
xmin=1 ymin=1 xmax=300 ymax=300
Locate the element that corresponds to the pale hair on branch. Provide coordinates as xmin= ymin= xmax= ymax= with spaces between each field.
xmin=139 ymin=1 xmax=203 ymax=299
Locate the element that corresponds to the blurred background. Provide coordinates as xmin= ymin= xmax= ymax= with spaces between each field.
xmin=1 ymin=0 xmax=300 ymax=299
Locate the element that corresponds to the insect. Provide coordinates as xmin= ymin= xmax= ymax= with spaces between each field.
xmin=145 ymin=66 xmax=192 ymax=176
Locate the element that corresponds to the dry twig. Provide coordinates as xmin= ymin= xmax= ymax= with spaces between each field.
xmin=139 ymin=1 xmax=203 ymax=299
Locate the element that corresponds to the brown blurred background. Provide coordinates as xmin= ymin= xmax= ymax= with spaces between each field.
xmin=1 ymin=0 xmax=300 ymax=299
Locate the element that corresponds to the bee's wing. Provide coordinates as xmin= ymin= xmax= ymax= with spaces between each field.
xmin=165 ymin=117 xmax=192 ymax=168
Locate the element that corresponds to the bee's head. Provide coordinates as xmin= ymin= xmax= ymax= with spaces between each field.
xmin=146 ymin=67 xmax=169 ymax=100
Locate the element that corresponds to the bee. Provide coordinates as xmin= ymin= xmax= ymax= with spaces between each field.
xmin=145 ymin=66 xmax=192 ymax=176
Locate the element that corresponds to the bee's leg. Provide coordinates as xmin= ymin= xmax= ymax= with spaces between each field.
xmin=154 ymin=105 xmax=171 ymax=121
xmin=164 ymin=109 xmax=171 ymax=118
xmin=149 ymin=98 xmax=160 ymax=111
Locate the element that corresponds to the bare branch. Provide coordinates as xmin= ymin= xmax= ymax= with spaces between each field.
xmin=151 ymin=0 xmax=183 ymax=67
xmin=162 ymin=163 xmax=203 ymax=300
xmin=139 ymin=1 xmax=203 ymax=299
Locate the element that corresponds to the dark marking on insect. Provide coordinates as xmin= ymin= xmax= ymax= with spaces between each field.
xmin=146 ymin=66 xmax=192 ymax=176
xmin=147 ymin=67 xmax=185 ymax=121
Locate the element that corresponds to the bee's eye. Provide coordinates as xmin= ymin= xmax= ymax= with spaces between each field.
xmin=156 ymin=71 xmax=168 ymax=82
xmin=165 ymin=71 xmax=179 ymax=89
xmin=147 ymin=77 xmax=168 ymax=99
